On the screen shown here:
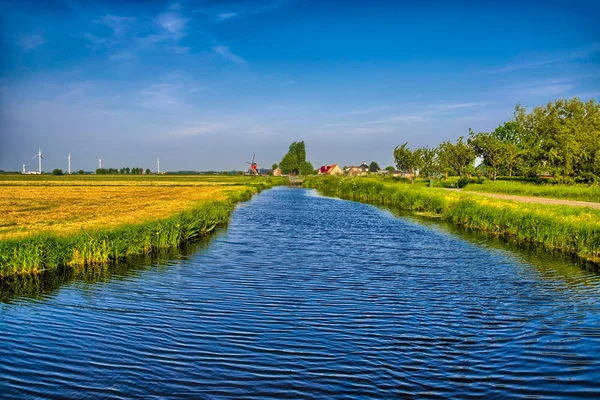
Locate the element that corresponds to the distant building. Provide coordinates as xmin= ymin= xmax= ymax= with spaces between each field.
xmin=345 ymin=161 xmax=369 ymax=176
xmin=273 ymin=167 xmax=282 ymax=176
xmin=318 ymin=164 xmax=343 ymax=175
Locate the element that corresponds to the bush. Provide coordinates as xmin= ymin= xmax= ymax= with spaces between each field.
xmin=51 ymin=169 xmax=64 ymax=176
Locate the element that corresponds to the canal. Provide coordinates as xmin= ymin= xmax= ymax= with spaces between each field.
xmin=1 ymin=187 xmax=599 ymax=398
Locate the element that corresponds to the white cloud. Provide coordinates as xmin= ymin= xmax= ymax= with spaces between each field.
xmin=154 ymin=11 xmax=188 ymax=36
xmin=213 ymin=45 xmax=247 ymax=64
xmin=217 ymin=12 xmax=239 ymax=21
xmin=99 ymin=15 xmax=136 ymax=36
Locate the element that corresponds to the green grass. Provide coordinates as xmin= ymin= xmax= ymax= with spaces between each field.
xmin=304 ymin=176 xmax=600 ymax=264
xmin=464 ymin=180 xmax=600 ymax=203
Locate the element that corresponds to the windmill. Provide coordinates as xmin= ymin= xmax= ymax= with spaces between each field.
xmin=97 ymin=158 xmax=102 ymax=169
xmin=157 ymin=158 xmax=160 ymax=174
xmin=246 ymin=154 xmax=258 ymax=175
xmin=33 ymin=148 xmax=43 ymax=174
xmin=66 ymin=153 xmax=71 ymax=174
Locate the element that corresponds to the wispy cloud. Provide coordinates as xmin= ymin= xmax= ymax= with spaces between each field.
xmin=17 ymin=34 xmax=45 ymax=51
xmin=166 ymin=122 xmax=229 ymax=138
xmin=217 ymin=13 xmax=239 ymax=21
xmin=485 ymin=43 xmax=600 ymax=74
xmin=213 ymin=45 xmax=247 ymax=64
xmin=99 ymin=15 xmax=136 ymax=36
xmin=195 ymin=0 xmax=290 ymax=22
xmin=515 ymin=78 xmax=575 ymax=97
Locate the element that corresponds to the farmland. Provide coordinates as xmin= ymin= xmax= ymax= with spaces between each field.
xmin=0 ymin=175 xmax=284 ymax=276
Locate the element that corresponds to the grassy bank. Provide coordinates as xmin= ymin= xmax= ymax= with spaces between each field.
xmin=304 ymin=176 xmax=600 ymax=263
xmin=0 ymin=175 xmax=283 ymax=277
xmin=464 ymin=180 xmax=600 ymax=203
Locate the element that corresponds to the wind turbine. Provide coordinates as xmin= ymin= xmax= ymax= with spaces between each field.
xmin=157 ymin=158 xmax=160 ymax=174
xmin=97 ymin=157 xmax=102 ymax=169
xmin=22 ymin=164 xmax=26 ymax=174
xmin=66 ymin=153 xmax=71 ymax=174
xmin=33 ymin=148 xmax=43 ymax=174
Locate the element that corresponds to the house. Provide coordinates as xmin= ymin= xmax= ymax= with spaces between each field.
xmin=273 ymin=167 xmax=282 ymax=177
xmin=318 ymin=164 xmax=343 ymax=175
xmin=345 ymin=161 xmax=370 ymax=176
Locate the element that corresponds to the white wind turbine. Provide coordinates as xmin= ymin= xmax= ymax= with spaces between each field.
xmin=33 ymin=148 xmax=43 ymax=174
xmin=22 ymin=164 xmax=26 ymax=174
xmin=66 ymin=153 xmax=71 ymax=174
xmin=157 ymin=158 xmax=160 ymax=174
xmin=97 ymin=157 xmax=102 ymax=169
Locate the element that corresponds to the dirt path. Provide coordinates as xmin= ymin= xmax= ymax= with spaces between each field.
xmin=445 ymin=189 xmax=600 ymax=210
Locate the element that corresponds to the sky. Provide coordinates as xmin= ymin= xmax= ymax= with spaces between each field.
xmin=1 ymin=0 xmax=599 ymax=172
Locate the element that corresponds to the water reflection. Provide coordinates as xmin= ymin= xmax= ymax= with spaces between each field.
xmin=0 ymin=230 xmax=223 ymax=303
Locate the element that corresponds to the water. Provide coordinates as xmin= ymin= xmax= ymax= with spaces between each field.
xmin=1 ymin=187 xmax=599 ymax=399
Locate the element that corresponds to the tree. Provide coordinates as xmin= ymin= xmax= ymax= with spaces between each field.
xmin=437 ymin=136 xmax=476 ymax=178
xmin=394 ymin=143 xmax=422 ymax=183
xmin=77 ymin=170 xmax=85 ymax=175
xmin=279 ymin=153 xmax=298 ymax=174
xmin=145 ymin=168 xmax=151 ymax=175
xmin=369 ymin=161 xmax=380 ymax=172
xmin=96 ymin=168 xmax=108 ymax=174
xmin=52 ymin=168 xmax=63 ymax=175
xmin=271 ymin=163 xmax=278 ymax=170
xmin=416 ymin=146 xmax=439 ymax=178
xmin=514 ymin=97 xmax=600 ymax=182
xmin=299 ymin=161 xmax=315 ymax=175
xmin=125 ymin=167 xmax=131 ymax=174
xmin=385 ymin=166 xmax=395 ymax=171
xmin=468 ymin=130 xmax=510 ymax=181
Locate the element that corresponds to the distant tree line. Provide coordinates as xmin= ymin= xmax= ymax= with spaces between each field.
xmin=394 ymin=97 xmax=600 ymax=184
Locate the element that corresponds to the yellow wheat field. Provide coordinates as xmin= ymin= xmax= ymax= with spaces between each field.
xmin=0 ymin=179 xmax=255 ymax=239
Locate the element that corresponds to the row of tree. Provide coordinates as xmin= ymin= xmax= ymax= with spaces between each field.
xmin=394 ymin=97 xmax=600 ymax=183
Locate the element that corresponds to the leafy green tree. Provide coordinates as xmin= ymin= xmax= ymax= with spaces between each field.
xmin=385 ymin=166 xmax=395 ymax=171
xmin=437 ymin=136 xmax=476 ymax=178
xmin=145 ymin=168 xmax=151 ymax=175
xmin=514 ymin=97 xmax=600 ymax=182
xmin=96 ymin=168 xmax=108 ymax=174
xmin=271 ymin=163 xmax=278 ymax=170
xmin=125 ymin=167 xmax=131 ymax=174
xmin=416 ymin=146 xmax=439 ymax=178
xmin=77 ymin=170 xmax=85 ymax=175
xmin=52 ymin=169 xmax=63 ymax=175
xmin=299 ymin=161 xmax=315 ymax=175
xmin=468 ymin=130 xmax=511 ymax=181
xmin=279 ymin=152 xmax=298 ymax=174
xmin=369 ymin=161 xmax=380 ymax=172
xmin=394 ymin=143 xmax=421 ymax=183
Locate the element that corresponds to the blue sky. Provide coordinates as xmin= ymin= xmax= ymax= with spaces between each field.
xmin=1 ymin=0 xmax=599 ymax=172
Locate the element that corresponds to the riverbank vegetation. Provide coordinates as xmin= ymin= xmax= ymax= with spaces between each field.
xmin=0 ymin=175 xmax=283 ymax=277
xmin=304 ymin=176 xmax=600 ymax=264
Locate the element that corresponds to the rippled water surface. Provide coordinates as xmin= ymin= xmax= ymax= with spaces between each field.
xmin=2 ymin=187 xmax=600 ymax=399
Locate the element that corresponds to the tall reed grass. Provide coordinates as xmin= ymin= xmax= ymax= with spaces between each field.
xmin=304 ymin=176 xmax=600 ymax=263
